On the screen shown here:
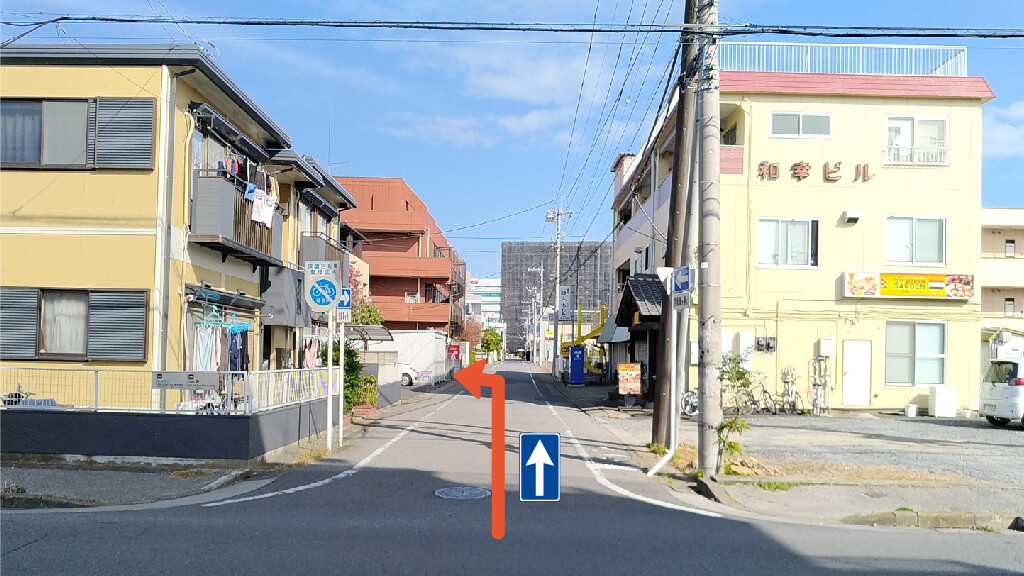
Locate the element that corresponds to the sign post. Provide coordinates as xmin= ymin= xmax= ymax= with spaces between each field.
xmin=305 ymin=260 xmax=342 ymax=449
xmin=337 ymin=285 xmax=352 ymax=447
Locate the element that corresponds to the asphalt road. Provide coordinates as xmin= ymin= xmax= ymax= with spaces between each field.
xmin=2 ymin=361 xmax=1022 ymax=575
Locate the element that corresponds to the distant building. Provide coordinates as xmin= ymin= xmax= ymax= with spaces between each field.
xmin=501 ymin=241 xmax=612 ymax=353
xmin=335 ymin=177 xmax=466 ymax=336
xmin=980 ymin=208 xmax=1024 ymax=333
xmin=468 ymin=278 xmax=502 ymax=328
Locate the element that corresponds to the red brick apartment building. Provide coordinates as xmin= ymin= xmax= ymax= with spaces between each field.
xmin=335 ymin=177 xmax=466 ymax=335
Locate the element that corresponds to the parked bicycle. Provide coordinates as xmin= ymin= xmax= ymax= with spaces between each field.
xmin=779 ymin=380 xmax=804 ymax=415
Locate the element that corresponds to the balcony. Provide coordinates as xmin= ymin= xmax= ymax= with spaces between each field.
xmin=883 ymin=147 xmax=949 ymax=167
xmin=376 ymin=301 xmax=451 ymax=324
xmin=299 ymin=232 xmax=348 ymax=266
xmin=364 ymin=253 xmax=452 ymax=280
xmin=980 ymin=256 xmax=1024 ymax=288
xmin=721 ymin=42 xmax=967 ymax=77
xmin=190 ymin=173 xmax=282 ymax=267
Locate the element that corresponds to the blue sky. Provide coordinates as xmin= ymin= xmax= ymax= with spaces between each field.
xmin=4 ymin=1 xmax=1023 ymax=279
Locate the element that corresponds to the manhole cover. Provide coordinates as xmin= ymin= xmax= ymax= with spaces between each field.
xmin=434 ymin=486 xmax=491 ymax=500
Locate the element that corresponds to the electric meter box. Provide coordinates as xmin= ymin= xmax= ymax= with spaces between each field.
xmin=817 ymin=337 xmax=836 ymax=358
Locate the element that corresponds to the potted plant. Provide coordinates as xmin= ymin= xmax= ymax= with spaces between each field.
xmin=351 ymin=375 xmax=379 ymax=418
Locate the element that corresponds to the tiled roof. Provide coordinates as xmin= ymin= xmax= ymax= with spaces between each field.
xmin=615 ymin=273 xmax=666 ymax=326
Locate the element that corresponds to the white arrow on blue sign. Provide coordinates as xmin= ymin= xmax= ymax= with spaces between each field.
xmin=672 ymin=266 xmax=692 ymax=311
xmin=337 ymin=287 xmax=352 ymax=309
xmin=520 ymin=433 xmax=560 ymax=502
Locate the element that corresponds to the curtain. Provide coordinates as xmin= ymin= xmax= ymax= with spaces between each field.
xmin=40 ymin=291 xmax=88 ymax=354
xmin=1 ymin=102 xmax=42 ymax=163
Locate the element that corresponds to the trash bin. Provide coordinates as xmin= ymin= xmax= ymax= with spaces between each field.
xmin=928 ymin=385 xmax=957 ymax=418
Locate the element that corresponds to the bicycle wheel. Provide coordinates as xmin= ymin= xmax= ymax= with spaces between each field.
xmin=736 ymin=392 xmax=754 ymax=416
xmin=763 ymin=392 xmax=777 ymax=415
xmin=789 ymin=393 xmax=805 ymax=415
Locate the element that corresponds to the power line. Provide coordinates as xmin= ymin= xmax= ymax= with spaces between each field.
xmin=6 ymin=15 xmax=1024 ymax=38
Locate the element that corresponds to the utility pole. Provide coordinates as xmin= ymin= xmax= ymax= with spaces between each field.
xmin=528 ymin=265 xmax=544 ymax=364
xmin=696 ymin=0 xmax=723 ymax=477
xmin=546 ymin=204 xmax=570 ymax=377
xmin=652 ymin=0 xmax=697 ymax=448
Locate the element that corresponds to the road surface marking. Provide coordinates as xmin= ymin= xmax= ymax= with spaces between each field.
xmin=203 ymin=392 xmax=462 ymax=507
xmin=528 ymin=372 xmax=720 ymax=518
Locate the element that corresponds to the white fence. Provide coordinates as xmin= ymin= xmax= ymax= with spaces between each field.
xmin=0 ymin=367 xmax=346 ymax=415
xmin=721 ymin=42 xmax=967 ymax=77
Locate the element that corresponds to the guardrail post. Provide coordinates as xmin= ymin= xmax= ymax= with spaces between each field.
xmin=94 ymin=370 xmax=100 ymax=410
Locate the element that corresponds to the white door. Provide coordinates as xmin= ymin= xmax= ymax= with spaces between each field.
xmin=842 ymin=340 xmax=872 ymax=406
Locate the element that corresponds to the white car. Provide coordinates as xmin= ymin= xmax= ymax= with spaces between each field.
xmin=400 ymin=364 xmax=420 ymax=386
xmin=980 ymin=358 xmax=1023 ymax=427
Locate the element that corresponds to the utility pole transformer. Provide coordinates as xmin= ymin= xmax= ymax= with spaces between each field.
xmin=696 ymin=0 xmax=723 ymax=477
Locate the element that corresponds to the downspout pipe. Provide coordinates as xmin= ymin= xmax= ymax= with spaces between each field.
xmin=160 ymin=68 xmax=197 ymax=372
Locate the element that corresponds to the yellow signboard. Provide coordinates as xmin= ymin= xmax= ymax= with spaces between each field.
xmin=618 ymin=363 xmax=642 ymax=395
xmin=845 ymin=272 xmax=973 ymax=299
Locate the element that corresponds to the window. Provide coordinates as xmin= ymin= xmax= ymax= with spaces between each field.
xmin=722 ymin=124 xmax=737 ymax=145
xmin=0 ymin=98 xmax=155 ymax=168
xmin=770 ymin=113 xmax=831 ymax=138
xmin=1006 ymin=298 xmax=1016 ymax=318
xmin=757 ymin=218 xmax=819 ymax=267
xmin=1007 ymin=240 xmax=1017 ymax=258
xmin=886 ymin=217 xmax=945 ymax=265
xmin=886 ymin=116 xmax=948 ymax=166
xmin=885 ymin=321 xmax=945 ymax=387
xmin=0 ymin=288 xmax=148 ymax=361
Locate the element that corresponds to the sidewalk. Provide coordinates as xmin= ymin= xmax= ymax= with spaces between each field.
xmin=546 ymin=373 xmax=1024 ymax=532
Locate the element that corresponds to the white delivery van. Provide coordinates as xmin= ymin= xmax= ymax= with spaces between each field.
xmin=979 ymin=358 xmax=1023 ymax=427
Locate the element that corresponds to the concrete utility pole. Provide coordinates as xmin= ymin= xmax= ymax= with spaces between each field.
xmin=653 ymin=0 xmax=698 ymax=448
xmin=528 ymin=266 xmax=544 ymax=364
xmin=697 ymin=0 xmax=723 ymax=477
xmin=546 ymin=204 xmax=570 ymax=377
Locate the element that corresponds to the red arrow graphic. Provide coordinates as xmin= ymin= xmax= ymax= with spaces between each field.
xmin=454 ymin=359 xmax=505 ymax=540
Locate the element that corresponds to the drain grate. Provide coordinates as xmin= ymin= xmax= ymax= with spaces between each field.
xmin=434 ymin=486 xmax=491 ymax=500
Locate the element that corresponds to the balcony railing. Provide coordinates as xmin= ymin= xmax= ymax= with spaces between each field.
xmin=300 ymin=232 xmax=349 ymax=266
xmin=190 ymin=171 xmax=282 ymax=267
xmin=721 ymin=42 xmax=967 ymax=77
xmin=883 ymin=147 xmax=949 ymax=167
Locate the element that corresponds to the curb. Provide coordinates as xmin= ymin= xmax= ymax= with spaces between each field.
xmin=843 ymin=511 xmax=1024 ymax=532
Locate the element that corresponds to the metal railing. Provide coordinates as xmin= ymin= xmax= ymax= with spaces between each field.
xmin=0 ymin=367 xmax=345 ymax=415
xmin=721 ymin=42 xmax=967 ymax=77
xmin=883 ymin=146 xmax=949 ymax=166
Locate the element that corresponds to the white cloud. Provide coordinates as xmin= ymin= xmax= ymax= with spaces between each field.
xmin=494 ymin=107 xmax=573 ymax=135
xmin=383 ymin=115 xmax=496 ymax=147
xmin=984 ymin=100 xmax=1024 ymax=159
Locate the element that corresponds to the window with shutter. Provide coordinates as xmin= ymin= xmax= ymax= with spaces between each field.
xmin=94 ymin=98 xmax=156 ymax=168
xmin=0 ymin=288 xmax=40 ymax=359
xmin=88 ymin=291 xmax=148 ymax=361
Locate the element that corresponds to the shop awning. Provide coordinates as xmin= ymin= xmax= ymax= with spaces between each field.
xmin=186 ymin=283 xmax=264 ymax=311
xmin=614 ymin=273 xmax=667 ymax=327
xmin=261 ymin=267 xmax=311 ymax=327
xmin=597 ymin=317 xmax=630 ymax=344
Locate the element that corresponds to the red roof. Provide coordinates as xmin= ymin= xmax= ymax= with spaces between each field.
xmin=335 ymin=177 xmax=452 ymax=249
xmin=720 ymin=71 xmax=994 ymax=101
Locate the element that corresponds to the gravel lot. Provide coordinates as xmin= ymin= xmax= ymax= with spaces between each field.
xmin=591 ymin=406 xmax=1024 ymax=485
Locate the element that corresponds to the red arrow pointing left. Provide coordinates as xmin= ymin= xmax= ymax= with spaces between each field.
xmin=454 ymin=359 xmax=505 ymax=540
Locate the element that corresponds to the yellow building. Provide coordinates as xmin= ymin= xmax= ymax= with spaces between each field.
xmin=611 ymin=43 xmax=992 ymax=412
xmin=0 ymin=44 xmax=361 ymax=408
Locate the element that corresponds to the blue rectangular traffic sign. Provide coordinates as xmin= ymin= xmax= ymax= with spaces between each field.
xmin=337 ymin=287 xmax=353 ymax=309
xmin=520 ymin=433 xmax=560 ymax=502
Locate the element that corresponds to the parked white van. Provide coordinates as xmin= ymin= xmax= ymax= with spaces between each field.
xmin=980 ymin=358 xmax=1023 ymax=427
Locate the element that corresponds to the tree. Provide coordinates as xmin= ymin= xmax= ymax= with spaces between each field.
xmin=348 ymin=262 xmax=384 ymax=325
xmin=320 ymin=339 xmax=364 ymax=413
xmin=480 ymin=328 xmax=502 ymax=355
xmin=462 ymin=317 xmax=484 ymax=350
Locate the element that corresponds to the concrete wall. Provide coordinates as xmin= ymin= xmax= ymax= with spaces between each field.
xmin=0 ymin=397 xmax=341 ymax=463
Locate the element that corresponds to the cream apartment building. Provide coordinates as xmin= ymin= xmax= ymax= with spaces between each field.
xmin=610 ymin=43 xmax=992 ymax=412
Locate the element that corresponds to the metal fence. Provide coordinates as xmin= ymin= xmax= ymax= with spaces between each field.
xmin=720 ymin=42 xmax=968 ymax=77
xmin=0 ymin=367 xmax=344 ymax=415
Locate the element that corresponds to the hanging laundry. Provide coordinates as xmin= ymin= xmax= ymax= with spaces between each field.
xmin=229 ymin=331 xmax=243 ymax=371
xmin=240 ymin=331 xmax=250 ymax=371
xmin=216 ymin=328 xmax=230 ymax=372
xmin=262 ymin=193 xmax=275 ymax=227
xmin=252 ymin=189 xmax=266 ymax=223
xmin=244 ymin=182 xmax=257 ymax=201
xmin=194 ymin=327 xmax=213 ymax=371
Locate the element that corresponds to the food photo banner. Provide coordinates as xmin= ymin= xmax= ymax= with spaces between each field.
xmin=845 ymin=272 xmax=974 ymax=299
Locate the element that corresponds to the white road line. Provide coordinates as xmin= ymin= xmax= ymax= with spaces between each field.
xmin=203 ymin=392 xmax=462 ymax=507
xmin=528 ymin=372 xmax=720 ymax=518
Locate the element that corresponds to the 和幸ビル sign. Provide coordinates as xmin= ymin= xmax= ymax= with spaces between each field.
xmin=618 ymin=363 xmax=642 ymax=395
xmin=845 ymin=272 xmax=974 ymax=300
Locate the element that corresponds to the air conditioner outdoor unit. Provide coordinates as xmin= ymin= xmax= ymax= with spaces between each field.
xmin=997 ymin=331 xmax=1012 ymax=345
